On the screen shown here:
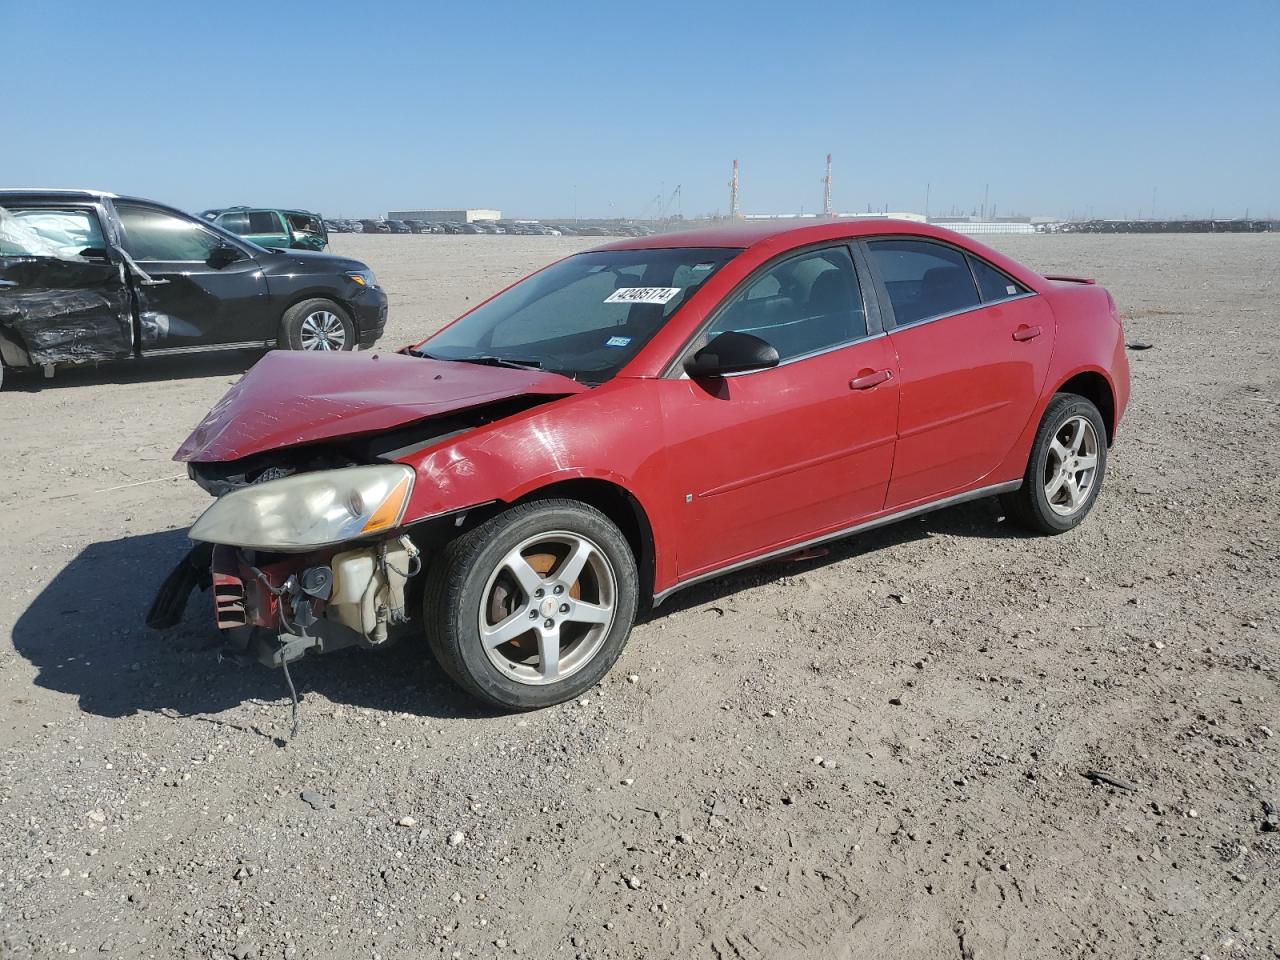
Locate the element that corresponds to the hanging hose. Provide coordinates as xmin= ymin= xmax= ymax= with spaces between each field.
xmin=248 ymin=565 xmax=305 ymax=740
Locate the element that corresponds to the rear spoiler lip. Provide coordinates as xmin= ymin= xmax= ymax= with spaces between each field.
xmin=1043 ymin=274 xmax=1096 ymax=285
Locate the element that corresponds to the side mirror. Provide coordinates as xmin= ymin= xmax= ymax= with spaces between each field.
xmin=209 ymin=243 xmax=241 ymax=268
xmin=683 ymin=331 xmax=780 ymax=378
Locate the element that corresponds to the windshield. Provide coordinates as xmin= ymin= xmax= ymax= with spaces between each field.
xmin=418 ymin=247 xmax=740 ymax=383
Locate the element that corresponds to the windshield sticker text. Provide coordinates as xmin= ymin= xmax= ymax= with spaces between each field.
xmin=606 ymin=336 xmax=632 ymax=347
xmin=605 ymin=287 xmax=682 ymax=305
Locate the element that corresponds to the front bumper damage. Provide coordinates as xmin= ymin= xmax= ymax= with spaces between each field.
xmin=148 ymin=534 xmax=420 ymax=669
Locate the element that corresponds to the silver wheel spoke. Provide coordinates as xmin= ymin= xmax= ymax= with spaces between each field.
xmin=566 ymin=601 xmax=610 ymax=625
xmin=555 ymin=538 xmax=594 ymax=587
xmin=501 ymin=550 xmax=544 ymax=597
xmin=1045 ymin=471 xmax=1067 ymax=499
xmin=1066 ymin=419 xmax=1086 ymax=454
xmin=1075 ymin=453 xmax=1098 ymax=472
xmin=1049 ymin=437 xmax=1069 ymax=463
xmin=538 ymin=628 xmax=561 ymax=680
xmin=482 ymin=610 xmax=534 ymax=649
xmin=1065 ymin=475 xmax=1083 ymax=509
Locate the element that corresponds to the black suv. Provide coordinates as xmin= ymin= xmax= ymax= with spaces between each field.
xmin=0 ymin=190 xmax=387 ymax=386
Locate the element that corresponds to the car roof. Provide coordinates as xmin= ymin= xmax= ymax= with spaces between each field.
xmin=0 ymin=188 xmax=118 ymax=202
xmin=593 ymin=217 xmax=965 ymax=251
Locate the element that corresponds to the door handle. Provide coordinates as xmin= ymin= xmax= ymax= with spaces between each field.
xmin=850 ymin=368 xmax=893 ymax=390
xmin=1012 ymin=325 xmax=1042 ymax=342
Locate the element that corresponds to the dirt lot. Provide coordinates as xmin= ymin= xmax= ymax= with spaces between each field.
xmin=1 ymin=233 xmax=1277 ymax=960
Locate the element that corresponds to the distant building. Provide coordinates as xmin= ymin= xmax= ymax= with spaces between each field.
xmin=386 ymin=208 xmax=501 ymax=223
xmin=839 ymin=211 xmax=927 ymax=223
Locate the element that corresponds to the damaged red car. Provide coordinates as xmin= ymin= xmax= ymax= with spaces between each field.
xmin=152 ymin=220 xmax=1130 ymax=710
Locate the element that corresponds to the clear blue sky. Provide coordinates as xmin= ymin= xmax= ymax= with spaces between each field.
xmin=5 ymin=0 xmax=1277 ymax=220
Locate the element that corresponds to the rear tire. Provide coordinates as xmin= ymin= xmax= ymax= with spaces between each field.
xmin=423 ymin=499 xmax=639 ymax=710
xmin=280 ymin=299 xmax=356 ymax=351
xmin=1001 ymin=393 xmax=1108 ymax=534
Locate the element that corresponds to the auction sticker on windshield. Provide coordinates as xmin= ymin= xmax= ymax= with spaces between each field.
xmin=605 ymin=287 xmax=681 ymax=305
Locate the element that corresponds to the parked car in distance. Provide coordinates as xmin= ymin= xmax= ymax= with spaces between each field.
xmin=0 ymin=189 xmax=387 ymax=387
xmin=385 ymin=220 xmax=412 ymax=235
xmin=156 ymin=218 xmax=1129 ymax=711
xmin=324 ymin=219 xmax=349 ymax=234
xmin=202 ymin=207 xmax=329 ymax=251
xmin=359 ymin=219 xmax=390 ymax=234
xmin=406 ymin=220 xmax=433 ymax=234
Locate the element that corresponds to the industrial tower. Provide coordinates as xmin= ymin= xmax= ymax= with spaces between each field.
xmin=822 ymin=154 xmax=833 ymax=217
xmin=729 ymin=159 xmax=741 ymax=219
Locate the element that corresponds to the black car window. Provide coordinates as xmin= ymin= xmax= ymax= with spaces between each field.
xmin=0 ymin=206 xmax=107 ymax=259
xmin=116 ymin=204 xmax=223 ymax=262
xmin=247 ymin=211 xmax=282 ymax=234
xmin=968 ymin=253 xmax=1029 ymax=302
xmin=705 ymin=245 xmax=867 ymax=362
xmin=867 ymin=239 xmax=981 ymax=326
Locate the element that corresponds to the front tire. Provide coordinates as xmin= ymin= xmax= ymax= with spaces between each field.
xmin=423 ymin=500 xmax=639 ymax=710
xmin=1002 ymin=393 xmax=1108 ymax=534
xmin=280 ymin=299 xmax=356 ymax=351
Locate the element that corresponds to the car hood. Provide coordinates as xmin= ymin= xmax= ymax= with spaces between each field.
xmin=174 ymin=350 xmax=588 ymax=463
xmin=256 ymin=247 xmax=368 ymax=275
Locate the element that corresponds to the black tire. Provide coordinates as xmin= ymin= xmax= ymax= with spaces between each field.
xmin=1001 ymin=393 xmax=1108 ymax=534
xmin=279 ymin=298 xmax=356 ymax=351
xmin=423 ymin=499 xmax=639 ymax=710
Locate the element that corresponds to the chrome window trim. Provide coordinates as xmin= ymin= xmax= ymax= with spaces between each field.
xmin=672 ymin=331 xmax=888 ymax=381
xmin=886 ymin=290 xmax=1039 ymax=334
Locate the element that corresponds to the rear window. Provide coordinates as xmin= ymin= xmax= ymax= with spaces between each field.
xmin=867 ymin=238 xmax=981 ymax=326
xmin=0 ymin=206 xmax=107 ymax=259
xmin=968 ymin=254 xmax=1029 ymax=302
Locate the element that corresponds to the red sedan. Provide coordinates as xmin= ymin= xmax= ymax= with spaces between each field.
xmin=154 ymin=219 xmax=1130 ymax=710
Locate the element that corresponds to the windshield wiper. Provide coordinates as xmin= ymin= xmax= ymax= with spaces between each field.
xmin=446 ymin=355 xmax=544 ymax=371
xmin=408 ymin=348 xmax=544 ymax=371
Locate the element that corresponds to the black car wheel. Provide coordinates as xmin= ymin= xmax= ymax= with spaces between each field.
xmin=280 ymin=299 xmax=356 ymax=351
xmin=1001 ymin=393 xmax=1108 ymax=534
xmin=423 ymin=499 xmax=639 ymax=711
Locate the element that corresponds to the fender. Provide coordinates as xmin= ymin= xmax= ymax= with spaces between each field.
xmin=396 ymin=379 xmax=681 ymax=593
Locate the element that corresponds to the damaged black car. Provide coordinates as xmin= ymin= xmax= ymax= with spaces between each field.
xmin=0 ymin=190 xmax=388 ymax=388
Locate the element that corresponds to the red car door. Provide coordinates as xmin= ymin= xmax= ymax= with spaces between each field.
xmin=865 ymin=238 xmax=1056 ymax=508
xmin=656 ymin=245 xmax=900 ymax=579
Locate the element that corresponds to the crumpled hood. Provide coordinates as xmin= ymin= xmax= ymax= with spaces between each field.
xmin=175 ymin=350 xmax=587 ymax=463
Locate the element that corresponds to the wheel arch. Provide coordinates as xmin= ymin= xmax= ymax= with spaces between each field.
xmin=1053 ymin=368 xmax=1117 ymax=443
xmin=280 ymin=292 xmax=361 ymax=341
xmin=510 ymin=478 xmax=657 ymax=605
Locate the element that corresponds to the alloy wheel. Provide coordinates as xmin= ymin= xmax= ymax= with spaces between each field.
xmin=478 ymin=531 xmax=616 ymax=685
xmin=299 ymin=310 xmax=347 ymax=350
xmin=1043 ymin=415 xmax=1100 ymax=517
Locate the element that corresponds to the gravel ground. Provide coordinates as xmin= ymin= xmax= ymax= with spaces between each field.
xmin=1 ymin=233 xmax=1277 ymax=960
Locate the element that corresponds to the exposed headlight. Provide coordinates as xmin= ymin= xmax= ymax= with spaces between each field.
xmin=347 ymin=269 xmax=378 ymax=288
xmin=189 ymin=465 xmax=414 ymax=552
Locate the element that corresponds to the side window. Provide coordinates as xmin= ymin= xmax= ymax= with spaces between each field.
xmin=705 ymin=246 xmax=867 ymax=362
xmin=968 ymin=254 xmax=1029 ymax=302
xmin=116 ymin=204 xmax=222 ymax=262
xmin=215 ymin=211 xmax=250 ymax=235
xmin=867 ymin=239 xmax=980 ymax=326
xmin=0 ymin=207 xmax=107 ymax=259
xmin=247 ymin=211 xmax=283 ymax=234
